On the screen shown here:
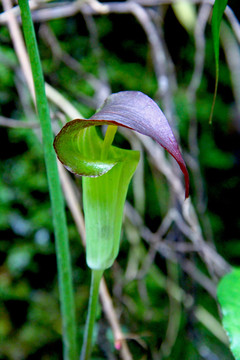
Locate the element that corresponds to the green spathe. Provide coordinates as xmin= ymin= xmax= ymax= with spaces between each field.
xmin=83 ymin=150 xmax=139 ymax=270
xmin=53 ymin=91 xmax=189 ymax=271
xmin=82 ymin=126 xmax=139 ymax=270
xmin=54 ymin=120 xmax=118 ymax=177
xmin=55 ymin=123 xmax=139 ymax=270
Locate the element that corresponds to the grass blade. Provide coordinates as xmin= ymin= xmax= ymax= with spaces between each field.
xmin=18 ymin=1 xmax=77 ymax=359
xmin=210 ymin=0 xmax=228 ymax=123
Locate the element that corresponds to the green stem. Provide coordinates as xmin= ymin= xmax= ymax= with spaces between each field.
xmin=18 ymin=2 xmax=77 ymax=359
xmin=80 ymin=269 xmax=104 ymax=360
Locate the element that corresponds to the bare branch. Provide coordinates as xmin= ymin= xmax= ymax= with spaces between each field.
xmin=221 ymin=22 xmax=240 ymax=120
xmin=188 ymin=3 xmax=211 ymax=96
xmin=122 ymin=128 xmax=230 ymax=279
xmin=1 ymin=0 xmax=236 ymax=43
xmin=0 ymin=115 xmax=39 ymax=128
xmin=1 ymin=0 xmax=35 ymax=101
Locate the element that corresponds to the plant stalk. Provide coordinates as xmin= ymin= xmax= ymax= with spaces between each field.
xmin=18 ymin=1 xmax=77 ymax=359
xmin=80 ymin=269 xmax=104 ymax=360
xmin=101 ymin=125 xmax=118 ymax=160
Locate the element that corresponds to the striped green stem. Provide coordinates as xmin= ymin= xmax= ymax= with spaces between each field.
xmin=80 ymin=269 xmax=103 ymax=360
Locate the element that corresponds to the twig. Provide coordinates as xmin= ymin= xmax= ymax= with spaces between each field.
xmin=58 ymin=163 xmax=86 ymax=243
xmin=82 ymin=13 xmax=111 ymax=106
xmin=1 ymin=0 xmax=35 ymax=101
xmin=0 ymin=115 xmax=39 ymax=128
xmin=127 ymin=257 xmax=229 ymax=345
xmin=83 ymin=1 xmax=175 ymax=119
xmin=133 ymin=132 xmax=230 ymax=276
xmin=221 ymin=22 xmax=240 ymax=119
xmin=159 ymin=260 xmax=181 ymax=358
xmin=195 ymin=306 xmax=229 ymax=345
xmin=1 ymin=0 xmax=239 ymax=43
xmin=45 ymin=83 xmax=82 ymax=119
xmin=125 ymin=203 xmax=216 ymax=299
xmin=129 ymin=3 xmax=175 ymax=120
xmin=100 ymin=280 xmax=133 ymax=360
xmin=39 ymin=24 xmax=106 ymax=92
xmin=188 ymin=3 xmax=211 ymax=97
xmin=6 ymin=0 xmax=235 ymax=44
xmin=39 ymin=22 xmax=109 ymax=109
xmin=186 ymin=4 xmax=216 ymax=248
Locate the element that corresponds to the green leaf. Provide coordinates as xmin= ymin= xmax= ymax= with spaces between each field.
xmin=212 ymin=0 xmax=228 ymax=63
xmin=210 ymin=0 xmax=228 ymax=123
xmin=217 ymin=267 xmax=240 ymax=360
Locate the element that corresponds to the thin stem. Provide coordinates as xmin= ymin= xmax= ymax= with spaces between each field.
xmin=101 ymin=125 xmax=118 ymax=160
xmin=18 ymin=1 xmax=77 ymax=359
xmin=80 ymin=269 xmax=104 ymax=360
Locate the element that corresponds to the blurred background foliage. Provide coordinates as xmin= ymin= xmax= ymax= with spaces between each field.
xmin=0 ymin=0 xmax=240 ymax=359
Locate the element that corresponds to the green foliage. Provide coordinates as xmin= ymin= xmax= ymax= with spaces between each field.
xmin=212 ymin=0 xmax=228 ymax=67
xmin=210 ymin=0 xmax=228 ymax=122
xmin=218 ymin=268 xmax=240 ymax=360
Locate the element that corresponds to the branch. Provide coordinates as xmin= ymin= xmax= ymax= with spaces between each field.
xmin=0 ymin=115 xmax=39 ymax=128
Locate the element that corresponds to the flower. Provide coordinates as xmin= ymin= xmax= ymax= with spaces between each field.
xmin=54 ymin=91 xmax=189 ymax=270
